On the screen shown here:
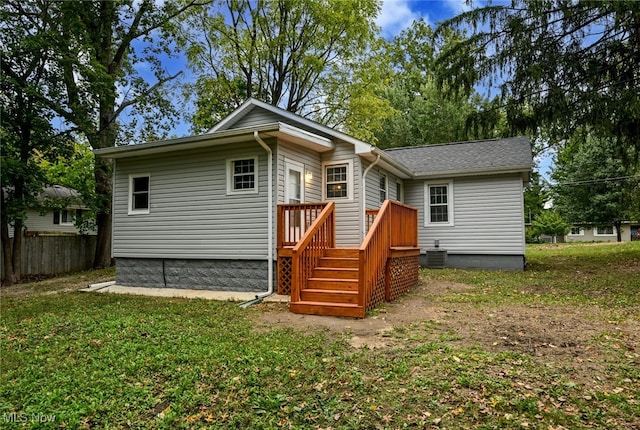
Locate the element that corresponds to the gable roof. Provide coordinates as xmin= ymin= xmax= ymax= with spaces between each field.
xmin=384 ymin=137 xmax=533 ymax=179
xmin=209 ymin=98 xmax=372 ymax=152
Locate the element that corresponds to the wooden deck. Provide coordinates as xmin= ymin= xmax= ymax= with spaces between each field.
xmin=277 ymin=201 xmax=420 ymax=318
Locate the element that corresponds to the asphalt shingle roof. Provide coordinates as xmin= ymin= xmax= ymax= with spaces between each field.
xmin=383 ymin=136 xmax=532 ymax=177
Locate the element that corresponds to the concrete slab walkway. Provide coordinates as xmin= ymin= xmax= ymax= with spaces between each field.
xmin=80 ymin=282 xmax=289 ymax=303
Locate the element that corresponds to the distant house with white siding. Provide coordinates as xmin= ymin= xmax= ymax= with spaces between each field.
xmin=7 ymin=185 xmax=94 ymax=237
xmin=95 ymin=98 xmax=532 ymax=317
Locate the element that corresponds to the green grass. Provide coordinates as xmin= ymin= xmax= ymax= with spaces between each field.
xmin=424 ymin=241 xmax=640 ymax=309
xmin=1 ymin=243 xmax=639 ymax=429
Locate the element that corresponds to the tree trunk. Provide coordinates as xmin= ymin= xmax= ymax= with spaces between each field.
xmin=615 ymin=221 xmax=622 ymax=242
xmin=1 ymin=218 xmax=16 ymax=286
xmin=93 ymin=156 xmax=113 ymax=268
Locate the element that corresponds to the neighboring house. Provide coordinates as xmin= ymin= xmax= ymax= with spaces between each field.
xmin=2 ymin=185 xmax=96 ymax=280
xmin=566 ymin=223 xmax=634 ymax=242
xmin=95 ymin=98 xmax=532 ymax=317
xmin=7 ymin=185 xmax=94 ymax=237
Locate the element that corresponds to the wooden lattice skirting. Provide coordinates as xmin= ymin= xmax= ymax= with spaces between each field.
xmin=277 ymin=254 xmax=292 ymax=295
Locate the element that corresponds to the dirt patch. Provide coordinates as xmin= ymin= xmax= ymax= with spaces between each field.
xmin=254 ymin=277 xmax=640 ymax=385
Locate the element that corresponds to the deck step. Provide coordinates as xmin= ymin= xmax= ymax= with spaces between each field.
xmin=301 ymin=288 xmax=358 ymax=304
xmin=323 ymin=248 xmax=359 ymax=258
xmin=289 ymin=301 xmax=365 ymax=318
xmin=307 ymin=278 xmax=358 ymax=291
xmin=317 ymin=257 xmax=359 ymax=269
xmin=312 ymin=267 xmax=358 ymax=279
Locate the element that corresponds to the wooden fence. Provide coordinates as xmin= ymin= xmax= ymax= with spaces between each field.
xmin=2 ymin=235 xmax=97 ymax=280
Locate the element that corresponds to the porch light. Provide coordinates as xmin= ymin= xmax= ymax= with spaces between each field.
xmin=305 ymin=171 xmax=313 ymax=182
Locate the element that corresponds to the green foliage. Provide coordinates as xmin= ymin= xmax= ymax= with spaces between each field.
xmin=552 ymin=135 xmax=638 ymax=240
xmin=532 ymin=210 xmax=570 ymax=237
xmin=437 ymin=1 xmax=640 ymax=155
xmin=36 ymin=142 xmax=97 ymax=233
xmin=524 ymin=170 xmax=547 ymax=224
xmin=340 ymin=19 xmax=509 ymax=148
xmin=181 ymin=0 xmax=380 ymax=132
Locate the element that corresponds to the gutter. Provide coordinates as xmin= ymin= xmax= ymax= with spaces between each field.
xmin=361 ymin=153 xmax=381 ymax=240
xmin=251 ymin=131 xmax=274 ymax=300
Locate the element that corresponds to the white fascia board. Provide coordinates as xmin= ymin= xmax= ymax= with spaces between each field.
xmin=207 ymin=98 xmax=256 ymax=133
xmin=94 ymin=123 xmax=282 ymax=159
xmin=267 ymin=122 xmax=334 ymax=152
xmin=359 ymin=147 xmax=413 ymax=179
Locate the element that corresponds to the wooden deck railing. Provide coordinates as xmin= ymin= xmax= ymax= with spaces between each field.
xmin=365 ymin=209 xmax=379 ymax=233
xmin=290 ymin=202 xmax=336 ymax=302
xmin=277 ymin=203 xmax=329 ymax=248
xmin=358 ymin=201 xmax=418 ymax=311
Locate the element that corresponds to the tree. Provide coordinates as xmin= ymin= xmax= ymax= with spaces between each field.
xmin=552 ymin=135 xmax=638 ymax=242
xmin=2 ymin=0 xmax=207 ymax=268
xmin=437 ymin=1 xmax=640 ymax=155
xmin=36 ymin=142 xmax=97 ymax=234
xmin=180 ymin=0 xmax=380 ymax=133
xmin=524 ymin=170 xmax=547 ymax=225
xmin=1 ymin=0 xmax=73 ymax=284
xmin=344 ymin=19 xmax=508 ymax=148
xmin=532 ymin=210 xmax=570 ymax=242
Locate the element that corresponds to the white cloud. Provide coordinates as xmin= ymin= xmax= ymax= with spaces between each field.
xmin=376 ymin=0 xmax=426 ymax=39
xmin=442 ymin=0 xmax=477 ymax=14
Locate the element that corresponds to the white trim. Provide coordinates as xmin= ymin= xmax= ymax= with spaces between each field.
xmin=568 ymin=227 xmax=584 ymax=236
xmin=128 ymin=173 xmax=150 ymax=215
xmin=396 ymin=181 xmax=403 ymax=202
xmin=594 ymin=226 xmax=615 ymax=236
xmin=226 ymin=156 xmax=259 ymax=195
xmin=379 ymin=172 xmax=388 ymax=204
xmin=424 ymin=180 xmax=454 ymax=227
xmin=284 ymin=159 xmax=305 ymax=203
xmin=322 ymin=159 xmax=354 ymax=202
xmin=57 ymin=209 xmax=74 ymax=226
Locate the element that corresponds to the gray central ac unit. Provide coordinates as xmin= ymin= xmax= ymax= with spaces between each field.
xmin=425 ymin=240 xmax=447 ymax=268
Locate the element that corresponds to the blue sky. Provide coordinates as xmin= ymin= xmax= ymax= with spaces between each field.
xmin=144 ymin=0 xmax=552 ymax=177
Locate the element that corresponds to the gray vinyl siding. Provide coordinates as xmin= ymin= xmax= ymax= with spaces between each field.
xmin=321 ymin=140 xmax=361 ymax=246
xmin=112 ymin=140 xmax=272 ymax=259
xmin=362 ymin=164 xmax=402 ymax=210
xmin=405 ymin=174 xmax=525 ymax=255
xmin=276 ymin=141 xmax=322 ymax=203
xmin=228 ymin=110 xmax=284 ymax=129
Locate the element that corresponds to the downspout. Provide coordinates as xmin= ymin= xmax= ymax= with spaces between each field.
xmin=361 ymin=152 xmax=381 ymax=239
xmin=252 ymin=131 xmax=274 ymax=299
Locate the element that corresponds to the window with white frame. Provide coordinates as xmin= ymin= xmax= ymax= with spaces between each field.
xmin=129 ymin=174 xmax=150 ymax=214
xmin=595 ymin=226 xmax=614 ymax=235
xmin=425 ymin=181 xmax=454 ymax=226
xmin=396 ymin=182 xmax=403 ymax=202
xmin=323 ymin=161 xmax=352 ymax=200
xmin=569 ymin=227 xmax=584 ymax=236
xmin=53 ymin=209 xmax=74 ymax=226
xmin=227 ymin=157 xmax=258 ymax=194
xmin=379 ymin=173 xmax=387 ymax=204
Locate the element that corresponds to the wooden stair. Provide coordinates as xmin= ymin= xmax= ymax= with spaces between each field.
xmin=289 ymin=248 xmax=365 ymax=318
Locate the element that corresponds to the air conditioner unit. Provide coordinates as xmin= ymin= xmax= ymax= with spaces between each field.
xmin=425 ymin=240 xmax=447 ymax=268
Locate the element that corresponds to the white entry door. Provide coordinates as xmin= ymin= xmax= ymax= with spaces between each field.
xmin=285 ymin=161 xmax=305 ymax=242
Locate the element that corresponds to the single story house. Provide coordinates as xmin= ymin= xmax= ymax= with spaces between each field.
xmin=566 ymin=223 xmax=635 ymax=242
xmin=95 ymin=98 xmax=532 ymax=317
xmin=7 ymin=185 xmax=93 ymax=237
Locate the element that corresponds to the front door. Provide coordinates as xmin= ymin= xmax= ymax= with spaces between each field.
xmin=285 ymin=161 xmax=305 ymax=242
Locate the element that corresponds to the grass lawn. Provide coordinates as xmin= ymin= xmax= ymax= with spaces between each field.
xmin=1 ymin=243 xmax=639 ymax=429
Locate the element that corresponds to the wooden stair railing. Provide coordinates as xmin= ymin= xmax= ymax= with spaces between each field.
xmin=277 ymin=203 xmax=329 ymax=248
xmin=290 ymin=202 xmax=335 ymax=303
xmin=358 ymin=201 xmax=418 ymax=313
